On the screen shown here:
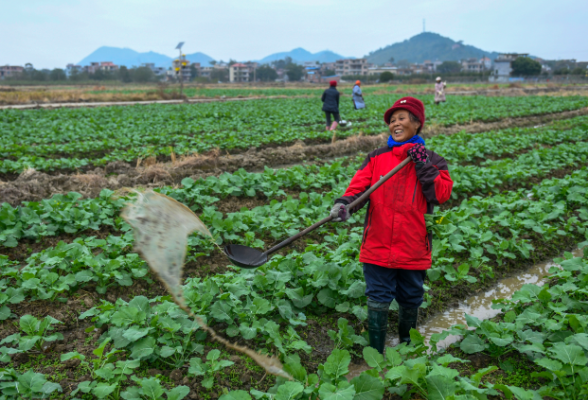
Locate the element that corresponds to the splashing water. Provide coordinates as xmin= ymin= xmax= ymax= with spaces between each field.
xmin=122 ymin=190 xmax=293 ymax=381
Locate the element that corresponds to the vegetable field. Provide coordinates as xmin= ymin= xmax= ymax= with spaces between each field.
xmin=1 ymin=94 xmax=588 ymax=399
xmin=1 ymin=95 xmax=588 ymax=174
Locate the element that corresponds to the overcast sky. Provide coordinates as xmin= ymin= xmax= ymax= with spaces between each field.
xmin=1 ymin=0 xmax=587 ymax=69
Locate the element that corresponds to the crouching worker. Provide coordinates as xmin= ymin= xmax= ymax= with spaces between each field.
xmin=329 ymin=97 xmax=453 ymax=353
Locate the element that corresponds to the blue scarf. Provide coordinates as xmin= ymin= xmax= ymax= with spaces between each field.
xmin=387 ymin=134 xmax=425 ymax=148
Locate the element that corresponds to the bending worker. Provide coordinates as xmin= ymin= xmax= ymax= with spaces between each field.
xmin=321 ymin=80 xmax=340 ymax=131
xmin=352 ymin=80 xmax=365 ymax=109
xmin=330 ymin=97 xmax=453 ymax=353
xmin=434 ymin=77 xmax=446 ymax=105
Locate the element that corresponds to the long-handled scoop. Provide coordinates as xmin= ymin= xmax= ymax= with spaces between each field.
xmin=224 ymin=157 xmax=412 ymax=268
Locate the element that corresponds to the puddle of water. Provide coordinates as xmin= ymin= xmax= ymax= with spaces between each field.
xmin=419 ymin=247 xmax=582 ymax=350
xmin=347 ymin=247 xmax=583 ymax=379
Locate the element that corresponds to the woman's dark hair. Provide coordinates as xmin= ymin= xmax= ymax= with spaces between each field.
xmin=408 ymin=111 xmax=422 ymax=134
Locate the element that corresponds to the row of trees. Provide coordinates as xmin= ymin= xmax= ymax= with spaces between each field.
xmin=6 ymin=66 xmax=161 ymax=83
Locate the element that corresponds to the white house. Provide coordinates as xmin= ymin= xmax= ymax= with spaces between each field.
xmin=489 ymin=53 xmax=529 ymax=82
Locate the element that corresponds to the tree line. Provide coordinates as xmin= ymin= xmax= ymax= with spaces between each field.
xmin=4 ymin=66 xmax=162 ymax=83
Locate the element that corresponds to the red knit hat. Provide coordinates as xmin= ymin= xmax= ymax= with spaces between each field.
xmin=384 ymin=96 xmax=426 ymax=131
xmin=329 ymin=80 xmax=337 ymax=87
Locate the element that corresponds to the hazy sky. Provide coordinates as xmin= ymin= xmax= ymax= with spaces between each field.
xmin=2 ymin=0 xmax=587 ymax=69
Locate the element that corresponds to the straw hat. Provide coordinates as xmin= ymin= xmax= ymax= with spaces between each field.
xmin=436 ymin=77 xmax=441 ymax=81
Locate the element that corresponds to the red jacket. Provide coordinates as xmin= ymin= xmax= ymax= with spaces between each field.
xmin=336 ymin=143 xmax=453 ymax=270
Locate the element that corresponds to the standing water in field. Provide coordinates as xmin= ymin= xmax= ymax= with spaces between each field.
xmin=122 ymin=190 xmax=293 ymax=381
xmin=414 ymin=247 xmax=583 ymax=350
xmin=347 ymin=248 xmax=584 ymax=380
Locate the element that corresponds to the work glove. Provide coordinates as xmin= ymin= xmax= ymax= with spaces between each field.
xmin=408 ymin=144 xmax=430 ymax=170
xmin=330 ymin=203 xmax=350 ymax=222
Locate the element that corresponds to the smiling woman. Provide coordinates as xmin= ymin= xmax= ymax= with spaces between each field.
xmin=329 ymin=96 xmax=454 ymax=354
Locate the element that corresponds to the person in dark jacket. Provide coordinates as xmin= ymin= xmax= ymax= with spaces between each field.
xmin=321 ymin=80 xmax=340 ymax=131
xmin=330 ymin=96 xmax=453 ymax=353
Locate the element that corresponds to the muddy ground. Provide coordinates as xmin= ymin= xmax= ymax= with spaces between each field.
xmin=2 ymin=107 xmax=588 ymax=206
xmin=1 ymin=155 xmax=586 ymax=397
xmin=0 ymin=216 xmax=583 ymax=398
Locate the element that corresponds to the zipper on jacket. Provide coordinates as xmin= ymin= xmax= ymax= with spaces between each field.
xmin=362 ymin=208 xmax=374 ymax=244
xmin=411 ymin=181 xmax=418 ymax=203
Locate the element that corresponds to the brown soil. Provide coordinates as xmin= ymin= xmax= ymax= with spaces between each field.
xmin=0 ymin=204 xmax=583 ymax=398
xmin=421 ymin=106 xmax=588 ymax=138
xmin=0 ymin=134 xmax=385 ymax=205
xmin=1 ymin=223 xmax=581 ymax=399
xmin=2 ymin=106 xmax=587 ymax=208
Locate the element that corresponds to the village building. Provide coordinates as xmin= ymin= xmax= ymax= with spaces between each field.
xmin=229 ymin=63 xmax=249 ymax=82
xmin=141 ymin=63 xmax=167 ymax=77
xmin=367 ymin=66 xmax=397 ymax=76
xmin=489 ymin=53 xmax=529 ymax=82
xmin=335 ymin=58 xmax=369 ymax=76
xmin=423 ymin=60 xmax=443 ymax=72
xmin=0 ymin=65 xmax=24 ymax=79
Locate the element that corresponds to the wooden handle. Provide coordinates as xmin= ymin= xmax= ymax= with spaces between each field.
xmin=264 ymin=157 xmax=411 ymax=257
xmin=346 ymin=157 xmax=411 ymax=211
xmin=265 ymin=215 xmax=333 ymax=256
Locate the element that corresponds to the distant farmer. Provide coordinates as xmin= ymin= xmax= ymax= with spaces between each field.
xmin=352 ymin=80 xmax=366 ymax=109
xmin=434 ymin=77 xmax=446 ymax=105
xmin=330 ymin=97 xmax=453 ymax=354
xmin=321 ymin=80 xmax=340 ymax=131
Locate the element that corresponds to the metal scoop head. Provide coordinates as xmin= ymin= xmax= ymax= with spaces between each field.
xmin=224 ymin=244 xmax=268 ymax=269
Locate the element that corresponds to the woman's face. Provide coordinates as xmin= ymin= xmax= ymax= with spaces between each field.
xmin=388 ymin=110 xmax=421 ymax=142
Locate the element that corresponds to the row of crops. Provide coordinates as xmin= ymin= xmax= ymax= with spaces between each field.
xmin=1 ymin=95 xmax=588 ymax=174
xmin=3 ymin=114 xmax=588 ymax=248
xmin=1 ymin=107 xmax=588 ymax=398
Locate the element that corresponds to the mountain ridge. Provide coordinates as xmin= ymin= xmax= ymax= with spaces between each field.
xmin=256 ymin=47 xmax=347 ymax=64
xmin=78 ymin=46 xmax=215 ymax=68
xmin=78 ymin=33 xmax=509 ymax=70
xmin=77 ymin=46 xmax=346 ymax=68
xmin=366 ymin=32 xmax=500 ymax=65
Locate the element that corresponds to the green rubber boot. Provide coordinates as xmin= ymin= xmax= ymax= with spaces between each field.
xmin=367 ymin=300 xmax=389 ymax=354
xmin=398 ymin=306 xmax=419 ymax=345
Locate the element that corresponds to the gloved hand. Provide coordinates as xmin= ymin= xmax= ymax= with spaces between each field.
xmin=408 ymin=144 xmax=430 ymax=169
xmin=330 ymin=203 xmax=350 ymax=222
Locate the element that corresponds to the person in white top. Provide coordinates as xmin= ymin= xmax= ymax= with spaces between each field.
xmin=434 ymin=77 xmax=446 ymax=105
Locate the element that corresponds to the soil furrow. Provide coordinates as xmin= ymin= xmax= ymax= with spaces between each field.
xmin=3 ymin=160 xmax=586 ymax=263
xmin=1 ymin=217 xmax=584 ymax=399
xmin=2 ymin=107 xmax=588 ymax=207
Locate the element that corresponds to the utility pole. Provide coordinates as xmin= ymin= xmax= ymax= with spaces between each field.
xmin=176 ymin=42 xmax=185 ymax=98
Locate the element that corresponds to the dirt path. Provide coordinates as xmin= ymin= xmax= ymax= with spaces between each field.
xmin=2 ymin=85 xmax=587 ymax=110
xmin=0 ymin=96 xmax=272 ymax=110
xmin=2 ymin=106 xmax=588 ymax=206
xmin=423 ymin=105 xmax=588 ymax=137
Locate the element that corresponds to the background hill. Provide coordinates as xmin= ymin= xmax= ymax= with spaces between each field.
xmin=78 ymin=47 xmax=215 ymax=68
xmin=183 ymin=52 xmax=215 ymax=67
xmin=78 ymin=46 xmax=341 ymax=68
xmin=78 ymin=47 xmax=172 ymax=68
xmin=257 ymin=48 xmax=346 ymax=64
xmin=366 ymin=32 xmax=500 ymax=65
